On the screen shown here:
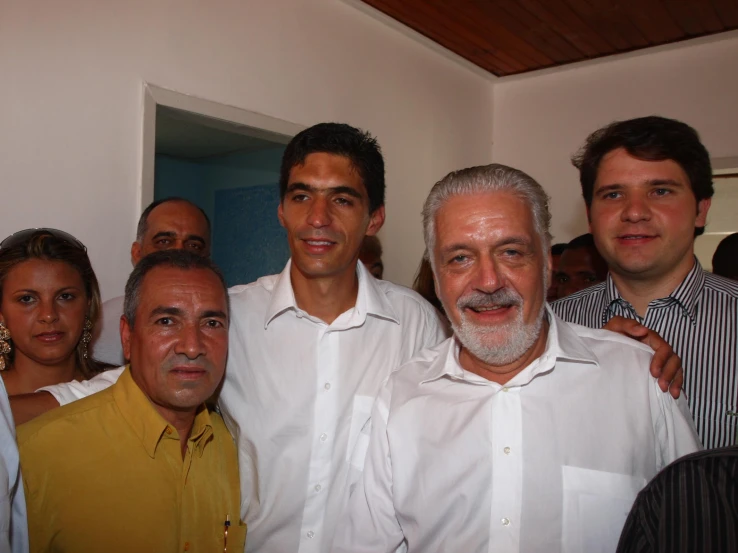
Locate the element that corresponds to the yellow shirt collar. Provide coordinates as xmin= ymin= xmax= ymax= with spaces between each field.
xmin=112 ymin=366 xmax=214 ymax=458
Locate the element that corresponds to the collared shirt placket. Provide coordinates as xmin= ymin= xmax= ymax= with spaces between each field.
xmin=298 ymin=325 xmax=341 ymax=553
xmin=488 ymin=384 xmax=523 ymax=553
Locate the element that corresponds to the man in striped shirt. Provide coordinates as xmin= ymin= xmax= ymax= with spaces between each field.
xmin=553 ymin=116 xmax=738 ymax=449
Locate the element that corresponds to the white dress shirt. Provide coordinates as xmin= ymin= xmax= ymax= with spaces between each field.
xmin=0 ymin=378 xmax=28 ymax=553
xmin=332 ymin=309 xmax=701 ymax=553
xmin=40 ymin=260 xmax=447 ymax=553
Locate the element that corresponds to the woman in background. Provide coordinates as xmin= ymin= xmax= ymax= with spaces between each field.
xmin=412 ymin=255 xmax=451 ymax=334
xmin=0 ymin=229 xmax=107 ymax=397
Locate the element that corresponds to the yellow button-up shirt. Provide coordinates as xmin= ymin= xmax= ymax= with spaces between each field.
xmin=18 ymin=367 xmax=245 ymax=553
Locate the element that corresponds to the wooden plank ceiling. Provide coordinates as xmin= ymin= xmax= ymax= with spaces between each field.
xmin=360 ymin=0 xmax=738 ymax=76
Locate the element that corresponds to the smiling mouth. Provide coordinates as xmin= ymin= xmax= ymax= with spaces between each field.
xmin=304 ymin=240 xmax=335 ymax=246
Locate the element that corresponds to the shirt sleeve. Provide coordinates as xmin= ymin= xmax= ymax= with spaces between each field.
xmin=650 ymin=379 xmax=702 ymax=468
xmin=332 ymin=380 xmax=404 ymax=553
xmin=36 ymin=367 xmax=124 ymax=406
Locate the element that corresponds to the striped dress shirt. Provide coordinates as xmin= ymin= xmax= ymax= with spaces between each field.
xmin=616 ymin=446 xmax=738 ymax=553
xmin=552 ymin=260 xmax=738 ymax=449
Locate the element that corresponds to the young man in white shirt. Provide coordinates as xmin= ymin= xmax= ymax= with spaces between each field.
xmin=332 ymin=164 xmax=701 ymax=553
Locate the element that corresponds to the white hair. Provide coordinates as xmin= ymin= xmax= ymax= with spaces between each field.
xmin=422 ymin=164 xmax=552 ymax=265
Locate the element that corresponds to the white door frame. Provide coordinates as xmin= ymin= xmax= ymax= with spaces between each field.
xmin=139 ymin=83 xmax=304 ymax=212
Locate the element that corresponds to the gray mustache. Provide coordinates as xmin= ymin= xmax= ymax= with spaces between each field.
xmin=457 ymin=289 xmax=522 ymax=310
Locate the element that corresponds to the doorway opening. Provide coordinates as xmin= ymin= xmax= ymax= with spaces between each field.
xmin=141 ymin=84 xmax=304 ymax=285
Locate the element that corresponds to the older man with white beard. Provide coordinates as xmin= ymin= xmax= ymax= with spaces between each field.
xmin=332 ymin=164 xmax=701 ymax=553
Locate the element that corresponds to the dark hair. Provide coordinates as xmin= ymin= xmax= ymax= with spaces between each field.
xmin=124 ymin=250 xmax=229 ymax=328
xmin=279 ymin=123 xmax=385 ymax=213
xmin=712 ymin=233 xmax=738 ymax=280
xmin=572 ymin=116 xmax=713 ymax=236
xmin=0 ymin=230 xmax=104 ymax=377
xmin=551 ymin=243 xmax=568 ymax=256
xmin=562 ymin=233 xmax=609 ymax=280
xmin=136 ymin=197 xmax=211 ymax=242
xmin=360 ymin=235 xmax=383 ymax=259
xmin=566 ymin=233 xmax=597 ymax=250
xmin=412 ymin=257 xmax=444 ymax=314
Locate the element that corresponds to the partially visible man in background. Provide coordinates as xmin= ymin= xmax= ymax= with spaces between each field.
xmin=555 ymin=233 xmax=608 ymax=299
xmin=712 ymin=232 xmax=738 ymax=281
xmin=546 ymin=242 xmax=567 ymax=301
xmin=91 ymin=197 xmax=211 ymax=366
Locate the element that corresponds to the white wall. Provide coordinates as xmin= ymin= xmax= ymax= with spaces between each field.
xmin=0 ymin=0 xmax=494 ymax=295
xmin=492 ymin=34 xmax=738 ymax=244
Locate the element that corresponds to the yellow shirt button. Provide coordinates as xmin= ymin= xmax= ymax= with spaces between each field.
xmin=166 ymin=427 xmax=173 ymax=435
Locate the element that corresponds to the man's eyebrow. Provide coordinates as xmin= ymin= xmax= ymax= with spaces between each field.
xmin=646 ymin=178 xmax=684 ymax=187
xmin=201 ymin=309 xmax=228 ymax=321
xmin=441 ymin=236 xmax=531 ymax=253
xmin=330 ymin=186 xmax=363 ymax=200
xmin=150 ymin=306 xmax=184 ymax=318
xmin=597 ymin=179 xmax=684 ymax=193
xmin=184 ymin=235 xmax=207 ymax=244
xmin=285 ymin=182 xmax=363 ymax=200
xmin=498 ymin=236 xmax=531 ymax=247
xmin=595 ymin=183 xmax=624 ymax=194
xmin=151 ymin=231 xmax=176 ymax=241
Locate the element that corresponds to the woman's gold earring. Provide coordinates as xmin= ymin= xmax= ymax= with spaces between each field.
xmin=81 ymin=317 xmax=93 ymax=360
xmin=0 ymin=322 xmax=11 ymax=371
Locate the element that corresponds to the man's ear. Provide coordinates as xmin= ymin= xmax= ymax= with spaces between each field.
xmin=277 ymin=202 xmax=286 ymax=229
xmin=695 ymin=198 xmax=711 ymax=229
xmin=130 ymin=241 xmax=142 ymax=266
xmin=365 ymin=205 xmax=386 ymax=237
xmin=120 ymin=315 xmax=132 ymax=362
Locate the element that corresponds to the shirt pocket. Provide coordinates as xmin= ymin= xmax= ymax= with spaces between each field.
xmin=697 ymin=399 xmax=737 ymax=446
xmin=561 ymin=465 xmax=646 ymax=553
xmin=346 ymin=395 xmax=375 ymax=470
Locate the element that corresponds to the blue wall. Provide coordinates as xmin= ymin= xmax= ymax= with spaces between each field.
xmin=154 ymin=147 xmax=290 ymax=286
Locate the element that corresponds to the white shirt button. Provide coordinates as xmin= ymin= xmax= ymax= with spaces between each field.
xmin=324 ymin=383 xmax=331 ymax=390
xmin=502 ymin=387 xmax=509 ymax=393
xmin=320 ymin=433 xmax=328 ymax=442
xmin=306 ymin=531 xmax=315 ymax=538
xmin=503 ymin=446 xmax=511 ymax=455
xmin=501 ymin=517 xmax=510 ymax=526
xmin=314 ymin=484 xmax=322 ymax=492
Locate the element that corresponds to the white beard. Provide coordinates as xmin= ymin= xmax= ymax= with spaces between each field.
xmin=452 ymin=290 xmax=546 ymax=366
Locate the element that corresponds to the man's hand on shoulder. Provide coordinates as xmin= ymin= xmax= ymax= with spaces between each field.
xmin=603 ymin=316 xmax=683 ymax=399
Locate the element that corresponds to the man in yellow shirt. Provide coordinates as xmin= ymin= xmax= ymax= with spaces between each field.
xmin=17 ymin=250 xmax=245 ymax=553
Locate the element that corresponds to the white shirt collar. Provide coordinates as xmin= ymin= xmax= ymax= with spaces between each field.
xmin=421 ymin=306 xmax=600 ymax=387
xmin=263 ymin=259 xmax=400 ymax=329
